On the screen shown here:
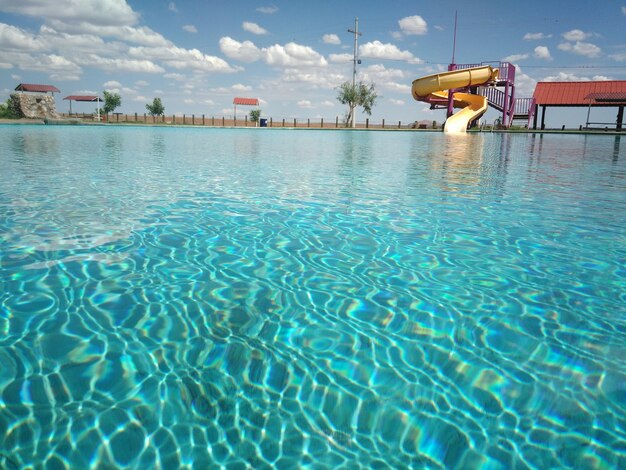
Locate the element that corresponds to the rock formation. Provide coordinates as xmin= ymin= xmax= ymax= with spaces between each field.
xmin=10 ymin=92 xmax=60 ymax=119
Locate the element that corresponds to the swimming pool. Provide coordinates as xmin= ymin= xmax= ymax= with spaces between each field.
xmin=0 ymin=126 xmax=624 ymax=468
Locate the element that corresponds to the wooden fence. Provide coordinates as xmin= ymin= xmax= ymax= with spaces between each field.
xmin=60 ymin=113 xmax=433 ymax=130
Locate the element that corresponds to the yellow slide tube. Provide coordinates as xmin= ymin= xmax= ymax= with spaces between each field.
xmin=412 ymin=66 xmax=498 ymax=133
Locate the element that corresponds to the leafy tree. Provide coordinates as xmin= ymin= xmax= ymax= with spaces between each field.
xmin=0 ymin=98 xmax=19 ymax=119
xmin=249 ymin=109 xmax=261 ymax=123
xmin=146 ymin=97 xmax=165 ymax=116
xmin=102 ymin=91 xmax=121 ymax=115
xmin=336 ymin=81 xmax=378 ymax=128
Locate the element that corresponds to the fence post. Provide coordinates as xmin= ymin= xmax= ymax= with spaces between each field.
xmin=173 ymin=114 xmax=175 ymax=124
xmin=212 ymin=116 xmax=214 ymax=126
xmin=183 ymin=114 xmax=186 ymax=125
xmin=162 ymin=114 xmax=165 ymax=123
xmin=135 ymin=112 xmax=137 ymax=122
xmin=398 ymin=120 xmax=401 ymax=128
xmin=321 ymin=118 xmax=324 ymax=128
xmin=192 ymin=114 xmax=195 ymax=125
xmin=245 ymin=115 xmax=248 ymax=127
xmin=307 ymin=118 xmax=310 ymax=128
xmin=222 ymin=116 xmax=225 ymax=126
xmin=202 ymin=114 xmax=205 ymax=125
xmin=382 ymin=118 xmax=385 ymax=129
xmin=282 ymin=118 xmax=285 ymax=127
xmin=336 ymin=116 xmax=339 ymax=128
xmin=293 ymin=118 xmax=297 ymax=127
xmin=270 ymin=117 xmax=273 ymax=127
xmin=366 ymin=118 xmax=369 ymax=129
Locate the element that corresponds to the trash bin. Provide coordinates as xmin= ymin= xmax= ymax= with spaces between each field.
xmin=260 ymin=118 xmax=267 ymax=127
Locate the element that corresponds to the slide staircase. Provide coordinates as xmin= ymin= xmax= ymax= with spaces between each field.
xmin=412 ymin=61 xmax=533 ymax=131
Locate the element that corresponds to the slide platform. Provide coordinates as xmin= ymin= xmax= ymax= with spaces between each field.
xmin=412 ymin=66 xmax=498 ymax=133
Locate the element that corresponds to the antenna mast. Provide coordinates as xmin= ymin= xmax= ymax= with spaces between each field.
xmin=347 ymin=17 xmax=362 ymax=128
xmin=451 ymin=11 xmax=457 ymax=65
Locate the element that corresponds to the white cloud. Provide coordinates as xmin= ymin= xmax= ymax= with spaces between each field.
xmin=257 ymin=5 xmax=278 ymax=14
xmin=380 ymin=81 xmax=411 ymax=93
xmin=623 ymin=6 xmax=626 ymax=14
xmin=135 ymin=80 xmax=148 ymax=87
xmin=542 ymin=71 xmax=609 ymax=82
xmin=11 ymin=73 xmax=20 ymax=79
xmin=562 ymin=29 xmax=592 ymax=42
xmin=502 ymin=53 xmax=529 ymax=62
xmin=46 ymin=22 xmax=171 ymax=47
xmin=133 ymin=95 xmax=147 ymax=102
xmin=168 ymin=2 xmax=178 ymax=13
xmin=103 ymin=80 xmax=122 ymax=88
xmin=282 ymin=68 xmax=344 ymax=88
xmin=523 ymin=32 xmax=551 ymax=40
xmin=219 ymin=36 xmax=262 ymax=62
xmin=360 ymin=64 xmax=405 ymax=82
xmin=609 ymin=51 xmax=626 ymax=62
xmin=38 ymin=25 xmax=112 ymax=53
xmin=389 ymin=98 xmax=405 ymax=105
xmin=0 ymin=0 xmax=139 ymax=27
xmin=320 ymin=100 xmax=334 ymax=107
xmin=297 ymin=100 xmax=313 ymax=108
xmin=85 ymin=55 xmax=164 ymax=73
xmin=329 ymin=53 xmax=352 ymax=63
xmin=359 ymin=41 xmax=421 ymax=63
xmin=398 ymin=15 xmax=428 ymax=35
xmin=0 ymin=23 xmax=46 ymax=51
xmin=183 ymin=98 xmax=194 ymax=104
xmin=264 ymin=42 xmax=327 ymax=67
xmin=243 ymin=22 xmax=268 ymax=35
xmin=322 ymin=34 xmax=341 ymax=45
xmin=533 ymin=46 xmax=552 ymax=60
xmin=558 ymin=41 xmax=602 ymax=58
xmin=232 ymin=83 xmax=252 ymax=91
xmin=183 ymin=25 xmax=197 ymax=33
xmin=164 ymin=72 xmax=185 ymax=81
xmin=204 ymin=99 xmax=215 ymax=105
xmin=128 ymin=45 xmax=236 ymax=72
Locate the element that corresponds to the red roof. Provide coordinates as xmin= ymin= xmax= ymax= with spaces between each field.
xmin=233 ymin=97 xmax=259 ymax=106
xmin=15 ymin=83 xmax=61 ymax=93
xmin=64 ymin=95 xmax=101 ymax=102
xmin=533 ymin=81 xmax=626 ymax=106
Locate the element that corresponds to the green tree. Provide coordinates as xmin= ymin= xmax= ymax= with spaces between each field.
xmin=0 ymin=98 xmax=19 ymax=119
xmin=102 ymin=91 xmax=121 ymax=115
xmin=146 ymin=97 xmax=165 ymax=117
xmin=336 ymin=81 xmax=378 ymax=128
xmin=249 ymin=109 xmax=261 ymax=123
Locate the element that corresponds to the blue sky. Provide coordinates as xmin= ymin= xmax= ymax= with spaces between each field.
xmin=1 ymin=0 xmax=625 ymax=127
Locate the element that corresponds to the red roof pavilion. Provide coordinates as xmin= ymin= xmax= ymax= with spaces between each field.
xmin=533 ymin=81 xmax=626 ymax=106
xmin=233 ymin=97 xmax=260 ymax=106
xmin=531 ymin=81 xmax=626 ymax=130
xmin=15 ymin=83 xmax=60 ymax=94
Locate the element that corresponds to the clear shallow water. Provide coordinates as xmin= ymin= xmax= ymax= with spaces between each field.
xmin=0 ymin=125 xmax=625 ymax=469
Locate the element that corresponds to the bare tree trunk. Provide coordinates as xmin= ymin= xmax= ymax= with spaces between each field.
xmin=347 ymin=104 xmax=355 ymax=128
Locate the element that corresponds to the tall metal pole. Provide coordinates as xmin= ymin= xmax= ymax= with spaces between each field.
xmin=447 ymin=12 xmax=458 ymax=119
xmin=348 ymin=17 xmax=362 ymax=128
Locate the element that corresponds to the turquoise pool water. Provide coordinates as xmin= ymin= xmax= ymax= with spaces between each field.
xmin=0 ymin=126 xmax=624 ymax=468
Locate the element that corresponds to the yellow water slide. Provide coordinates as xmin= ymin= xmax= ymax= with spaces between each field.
xmin=412 ymin=66 xmax=498 ymax=133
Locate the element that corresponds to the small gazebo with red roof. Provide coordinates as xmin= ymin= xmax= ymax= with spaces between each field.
xmin=15 ymin=83 xmax=60 ymax=95
xmin=233 ymin=97 xmax=260 ymax=120
xmin=63 ymin=95 xmax=102 ymax=115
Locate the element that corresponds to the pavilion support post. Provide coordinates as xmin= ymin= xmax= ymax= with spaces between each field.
xmin=540 ymin=106 xmax=546 ymax=130
xmin=533 ymin=104 xmax=538 ymax=130
xmin=617 ymin=106 xmax=624 ymax=131
xmin=586 ymin=104 xmax=592 ymax=129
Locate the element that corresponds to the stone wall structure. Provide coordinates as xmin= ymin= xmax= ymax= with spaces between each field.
xmin=10 ymin=92 xmax=59 ymax=119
